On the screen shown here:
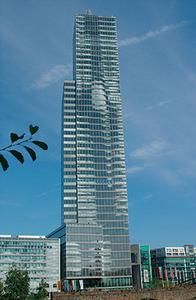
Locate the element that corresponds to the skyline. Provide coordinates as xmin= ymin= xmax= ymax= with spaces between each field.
xmin=1 ymin=0 xmax=196 ymax=248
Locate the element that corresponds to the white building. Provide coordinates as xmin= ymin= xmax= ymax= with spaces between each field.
xmin=0 ymin=235 xmax=60 ymax=292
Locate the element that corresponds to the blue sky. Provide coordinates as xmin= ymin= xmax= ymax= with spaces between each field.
xmin=0 ymin=0 xmax=195 ymax=248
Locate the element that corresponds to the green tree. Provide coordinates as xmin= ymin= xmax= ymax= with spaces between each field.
xmin=0 ymin=280 xmax=3 ymax=299
xmin=0 ymin=125 xmax=48 ymax=171
xmin=28 ymin=280 xmax=48 ymax=300
xmin=151 ymin=277 xmax=171 ymax=289
xmin=151 ymin=278 xmax=164 ymax=288
xmin=4 ymin=267 xmax=30 ymax=300
xmin=35 ymin=280 xmax=48 ymax=299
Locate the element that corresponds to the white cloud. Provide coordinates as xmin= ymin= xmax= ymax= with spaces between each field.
xmin=33 ymin=64 xmax=72 ymax=89
xmin=146 ymin=100 xmax=170 ymax=111
xmin=127 ymin=165 xmax=145 ymax=174
xmin=130 ymin=139 xmax=168 ymax=161
xmin=158 ymin=169 xmax=181 ymax=186
xmin=127 ymin=163 xmax=152 ymax=175
xmin=119 ymin=21 xmax=190 ymax=47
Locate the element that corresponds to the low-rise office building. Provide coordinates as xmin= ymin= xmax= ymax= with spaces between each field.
xmin=151 ymin=245 xmax=196 ymax=284
xmin=131 ymin=244 xmax=152 ymax=289
xmin=0 ymin=235 xmax=60 ymax=292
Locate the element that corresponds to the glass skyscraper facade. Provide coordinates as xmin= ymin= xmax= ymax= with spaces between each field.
xmin=49 ymin=12 xmax=131 ymax=290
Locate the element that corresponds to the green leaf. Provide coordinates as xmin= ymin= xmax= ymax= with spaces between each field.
xmin=10 ymin=133 xmax=25 ymax=143
xmin=32 ymin=140 xmax=48 ymax=150
xmin=18 ymin=133 xmax=25 ymax=139
xmin=23 ymin=146 xmax=36 ymax=161
xmin=9 ymin=150 xmax=24 ymax=164
xmin=29 ymin=125 xmax=39 ymax=135
xmin=10 ymin=133 xmax=20 ymax=143
xmin=0 ymin=154 xmax=9 ymax=171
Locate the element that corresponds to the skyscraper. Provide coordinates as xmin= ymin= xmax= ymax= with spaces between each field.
xmin=49 ymin=11 xmax=131 ymax=290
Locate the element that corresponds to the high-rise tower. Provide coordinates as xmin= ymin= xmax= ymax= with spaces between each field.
xmin=49 ymin=12 xmax=131 ymax=290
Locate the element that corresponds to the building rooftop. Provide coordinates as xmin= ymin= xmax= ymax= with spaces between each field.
xmin=0 ymin=234 xmax=46 ymax=239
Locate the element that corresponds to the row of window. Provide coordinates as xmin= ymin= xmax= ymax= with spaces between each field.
xmin=76 ymin=29 xmax=116 ymax=35
xmin=64 ymin=142 xmax=123 ymax=149
xmin=76 ymin=16 xmax=115 ymax=21
xmin=75 ymin=24 xmax=116 ymax=36
xmin=64 ymin=106 xmax=121 ymax=114
xmin=64 ymin=88 xmax=75 ymax=92
xmin=76 ymin=21 xmax=115 ymax=26
xmin=64 ymin=203 xmax=128 ymax=212
xmin=76 ymin=65 xmax=118 ymax=70
xmin=0 ymin=255 xmax=46 ymax=261
xmin=64 ymin=181 xmax=126 ymax=188
xmin=65 ymin=101 xmax=118 ymax=107
xmin=0 ymin=249 xmax=47 ymax=254
xmin=66 ymin=182 xmax=126 ymax=188
xmin=67 ymin=171 xmax=125 ymax=177
xmin=64 ymin=107 xmax=120 ymax=114
xmin=64 ymin=119 xmax=122 ymax=126
xmin=63 ymin=101 xmax=75 ymax=105
xmin=64 ymin=157 xmax=124 ymax=164
xmin=64 ymin=81 xmax=75 ymax=86
xmin=76 ymin=71 xmax=119 ymax=77
xmin=64 ymin=149 xmax=124 ymax=161
xmin=0 ymin=243 xmax=52 ymax=248
xmin=76 ymin=43 xmax=117 ymax=49
xmin=77 ymin=45 xmax=118 ymax=51
xmin=80 ymin=180 xmax=126 ymax=186
xmin=64 ymin=94 xmax=75 ymax=98
xmin=64 ymin=112 xmax=122 ymax=119
xmin=63 ymin=131 xmax=124 ymax=138
xmin=64 ymin=191 xmax=127 ymax=197
xmin=81 ymin=124 xmax=122 ymax=130
xmin=64 ymin=136 xmax=123 ymax=141
xmin=76 ymin=54 xmax=117 ymax=60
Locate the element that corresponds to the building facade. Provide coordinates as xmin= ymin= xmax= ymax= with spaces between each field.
xmin=131 ymin=244 xmax=152 ymax=289
xmin=49 ymin=12 xmax=131 ymax=290
xmin=0 ymin=235 xmax=60 ymax=292
xmin=151 ymin=245 xmax=196 ymax=285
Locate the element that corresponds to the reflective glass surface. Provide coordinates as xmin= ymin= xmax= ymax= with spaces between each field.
xmin=62 ymin=13 xmax=131 ymax=286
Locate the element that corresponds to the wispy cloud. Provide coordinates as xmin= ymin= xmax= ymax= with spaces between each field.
xmin=146 ymin=100 xmax=170 ymax=111
xmin=33 ymin=64 xmax=72 ymax=89
xmin=158 ymin=169 xmax=181 ymax=186
xmin=127 ymin=162 xmax=152 ymax=176
xmin=119 ymin=21 xmax=190 ymax=47
xmin=143 ymin=194 xmax=153 ymax=201
xmin=35 ymin=183 xmax=60 ymax=198
xmin=130 ymin=139 xmax=169 ymax=161
xmin=127 ymin=165 xmax=146 ymax=175
xmin=0 ymin=199 xmax=21 ymax=208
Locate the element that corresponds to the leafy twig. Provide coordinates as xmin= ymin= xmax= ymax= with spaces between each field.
xmin=0 ymin=125 xmax=48 ymax=171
